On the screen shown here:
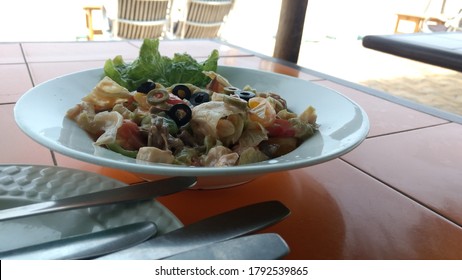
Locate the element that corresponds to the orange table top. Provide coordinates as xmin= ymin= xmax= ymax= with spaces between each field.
xmin=1 ymin=39 xmax=462 ymax=259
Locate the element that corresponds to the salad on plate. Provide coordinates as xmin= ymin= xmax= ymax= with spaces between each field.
xmin=66 ymin=39 xmax=318 ymax=167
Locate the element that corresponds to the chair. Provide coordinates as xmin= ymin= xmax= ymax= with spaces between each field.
xmin=176 ymin=0 xmax=233 ymax=39
xmin=110 ymin=0 xmax=171 ymax=39
xmin=421 ymin=9 xmax=462 ymax=33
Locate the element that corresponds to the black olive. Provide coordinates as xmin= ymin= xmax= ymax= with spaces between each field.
xmin=136 ymin=81 xmax=156 ymax=94
xmin=190 ymin=91 xmax=210 ymax=106
xmin=172 ymin=84 xmax=192 ymax=100
xmin=235 ymin=90 xmax=256 ymax=101
xmin=167 ymin=103 xmax=192 ymax=127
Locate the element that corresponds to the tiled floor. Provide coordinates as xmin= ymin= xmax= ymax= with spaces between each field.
xmin=0 ymin=44 xmax=25 ymax=63
xmin=0 ymin=104 xmax=54 ymax=166
xmin=28 ymin=61 xmax=106 ymax=85
xmin=21 ymin=41 xmax=140 ymax=63
xmin=342 ymin=122 xmax=462 ymax=226
xmin=0 ymin=64 xmax=33 ymax=103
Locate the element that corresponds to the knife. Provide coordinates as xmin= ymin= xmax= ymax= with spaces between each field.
xmin=97 ymin=200 xmax=290 ymax=260
xmin=163 ymin=233 xmax=290 ymax=260
xmin=0 ymin=221 xmax=157 ymax=260
xmin=0 ymin=176 xmax=196 ymax=222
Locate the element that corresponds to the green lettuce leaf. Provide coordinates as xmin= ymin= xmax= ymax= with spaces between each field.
xmin=103 ymin=39 xmax=219 ymax=91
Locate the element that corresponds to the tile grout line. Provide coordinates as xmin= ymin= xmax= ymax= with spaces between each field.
xmin=0 ymin=102 xmax=15 ymax=106
xmin=19 ymin=43 xmax=36 ymax=87
xmin=339 ymin=157 xmax=462 ymax=229
xmin=365 ymin=121 xmax=454 ymax=139
xmin=50 ymin=150 xmax=58 ymax=166
xmin=19 ymin=43 xmax=57 ymax=166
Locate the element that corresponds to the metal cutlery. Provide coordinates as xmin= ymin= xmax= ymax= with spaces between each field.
xmin=0 ymin=221 xmax=157 ymax=260
xmin=97 ymin=200 xmax=290 ymax=260
xmin=163 ymin=233 xmax=290 ymax=260
xmin=0 ymin=176 xmax=196 ymax=222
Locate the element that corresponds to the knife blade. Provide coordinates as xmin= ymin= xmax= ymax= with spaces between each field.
xmin=97 ymin=200 xmax=290 ymax=260
xmin=0 ymin=176 xmax=196 ymax=222
xmin=0 ymin=221 xmax=157 ymax=260
xmin=163 ymin=233 xmax=290 ymax=260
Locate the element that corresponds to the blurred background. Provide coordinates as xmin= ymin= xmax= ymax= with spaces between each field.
xmin=1 ymin=0 xmax=461 ymax=116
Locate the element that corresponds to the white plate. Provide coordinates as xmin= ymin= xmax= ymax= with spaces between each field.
xmin=0 ymin=165 xmax=182 ymax=252
xmin=14 ymin=66 xmax=369 ymax=188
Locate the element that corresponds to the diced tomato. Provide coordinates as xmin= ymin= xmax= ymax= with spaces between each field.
xmin=266 ymin=119 xmax=296 ymax=137
xmin=116 ymin=120 xmax=145 ymax=150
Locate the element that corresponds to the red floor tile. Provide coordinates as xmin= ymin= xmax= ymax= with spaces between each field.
xmin=22 ymin=41 xmax=140 ymax=63
xmin=0 ymin=43 xmax=24 ymax=64
xmin=28 ymin=61 xmax=105 ymax=85
xmin=130 ymin=39 xmax=252 ymax=58
xmin=0 ymin=64 xmax=33 ymax=103
xmin=0 ymin=104 xmax=54 ymax=165
xmin=342 ymin=122 xmax=462 ymax=226
xmin=219 ymin=56 xmax=321 ymax=80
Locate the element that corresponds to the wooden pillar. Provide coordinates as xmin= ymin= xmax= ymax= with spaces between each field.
xmin=273 ymin=0 xmax=309 ymax=63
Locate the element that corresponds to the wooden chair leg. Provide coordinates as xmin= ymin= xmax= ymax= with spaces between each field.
xmin=83 ymin=6 xmax=104 ymax=40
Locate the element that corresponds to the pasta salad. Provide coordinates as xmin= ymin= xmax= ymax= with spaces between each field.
xmin=66 ymin=39 xmax=318 ymax=167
